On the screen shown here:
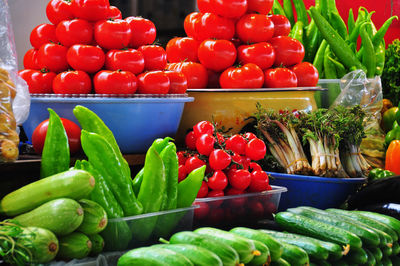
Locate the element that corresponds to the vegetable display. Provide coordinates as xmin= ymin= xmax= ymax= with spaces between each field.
xmin=381 ymin=39 xmax=400 ymax=106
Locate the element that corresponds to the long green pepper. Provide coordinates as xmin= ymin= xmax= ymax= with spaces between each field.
xmin=272 ymin=0 xmax=285 ymax=16
xmin=283 ymin=0 xmax=295 ymax=27
xmin=290 ymin=21 xmax=304 ymax=44
xmin=313 ymin=40 xmax=328 ymax=75
xmin=360 ymin=22 xmax=376 ymax=78
xmin=375 ymin=41 xmax=386 ymax=76
xmin=347 ymin=8 xmax=355 ymax=35
xmin=177 ymin=165 xmax=206 ymax=208
xmin=304 ymin=20 xmax=320 ymax=62
xmin=329 ymin=12 xmax=348 ymax=39
xmin=292 ymin=0 xmax=308 ymax=26
xmin=323 ymin=46 xmax=338 ymax=79
xmin=328 ymin=55 xmax=347 ymax=78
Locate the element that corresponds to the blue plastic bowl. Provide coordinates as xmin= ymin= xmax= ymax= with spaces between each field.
xmin=268 ymin=172 xmax=366 ymax=211
xmin=23 ymin=96 xmax=194 ymax=154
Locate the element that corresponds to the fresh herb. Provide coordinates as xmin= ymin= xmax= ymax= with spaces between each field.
xmin=382 ymin=39 xmax=400 ymax=106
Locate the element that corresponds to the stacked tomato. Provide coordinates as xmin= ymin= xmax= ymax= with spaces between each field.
xmin=165 ymin=0 xmax=319 ymax=89
xmin=19 ymin=0 xmax=187 ymax=95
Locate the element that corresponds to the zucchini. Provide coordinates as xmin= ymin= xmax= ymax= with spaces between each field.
xmin=153 ymin=244 xmax=223 ymax=266
xmin=194 ymin=227 xmax=257 ymax=264
xmin=344 ymin=247 xmax=368 ymax=265
xmin=77 ymin=199 xmax=108 ymax=235
xmin=368 ymin=247 xmax=383 ymax=262
xmin=0 ymin=169 xmax=95 ymax=216
xmin=247 ymin=239 xmax=270 ymax=266
xmin=88 ymin=234 xmax=104 ymax=256
xmin=275 ymin=211 xmax=362 ymax=248
xmin=280 ymin=241 xmax=309 ymax=266
xmin=354 ymin=211 xmax=400 ymax=238
xmin=392 ymin=241 xmax=400 ymax=256
xmin=14 ymin=198 xmax=84 ymax=236
xmin=364 ymin=248 xmax=377 ymax=266
xmin=260 ymin=229 xmax=329 ymax=260
xmin=169 ymin=231 xmax=240 ymax=266
xmin=381 ymin=256 xmax=393 ymax=266
xmin=271 ymin=257 xmax=291 ymax=266
xmin=230 ymin=227 xmax=283 ymax=262
xmin=117 ymin=246 xmax=193 ymax=266
xmin=57 ymin=232 xmax=92 ymax=260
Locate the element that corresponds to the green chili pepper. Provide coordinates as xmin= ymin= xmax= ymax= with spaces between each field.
xmin=328 ymin=55 xmax=347 ymax=78
xmin=293 ymin=0 xmax=308 ymax=26
xmin=152 ymin=137 xmax=174 ymax=154
xmin=330 ymin=12 xmax=348 ymax=39
xmin=372 ymin=16 xmax=398 ymax=47
xmin=283 ymin=0 xmax=295 ymax=27
xmin=132 ymin=168 xmax=144 ymax=197
xmin=385 ymin=126 xmax=400 ymax=146
xmin=80 ymin=130 xmax=143 ymax=216
xmin=323 ymin=45 xmax=338 ymax=79
xmin=313 ymin=40 xmax=328 ymax=75
xmin=40 ymin=108 xmax=70 ymax=179
xmin=319 ymin=0 xmax=328 ymax=19
xmin=368 ymin=168 xmax=396 ymax=181
xmin=290 ymin=21 xmax=304 ymax=44
xmin=177 ymin=165 xmax=206 ymax=208
xmin=272 ymin=0 xmax=285 ymax=16
xmin=360 ymin=22 xmax=376 ymax=78
xmin=375 ymin=40 xmax=386 ymax=76
xmin=327 ymin=0 xmax=339 ymax=14
xmin=304 ymin=20 xmax=320 ymax=62
xmin=348 ymin=8 xmax=355 ymax=35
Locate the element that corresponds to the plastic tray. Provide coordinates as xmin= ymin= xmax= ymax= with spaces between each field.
xmin=193 ymin=185 xmax=287 ymax=229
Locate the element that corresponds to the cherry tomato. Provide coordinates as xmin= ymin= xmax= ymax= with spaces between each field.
xmin=219 ymin=63 xmax=264 ymax=89
xmin=241 ymin=156 xmax=251 ymax=170
xmin=23 ymin=49 xmax=39 ymax=70
xmin=163 ymin=71 xmax=188 ymax=94
xmin=193 ymin=13 xmax=235 ymax=41
xmin=225 ymin=187 xmax=245 ymax=196
xmin=246 ymin=138 xmax=266 ymax=160
xmin=46 ymin=0 xmax=74 ymax=25
xmin=209 ymin=149 xmax=232 ymax=171
xmin=30 ymin=24 xmax=58 ymax=50
xmin=108 ymin=5 xmax=122 ymax=19
xmin=228 ymin=169 xmax=252 ymax=190
xmin=212 ymin=0 xmax=248 ymax=19
xmin=248 ymin=200 xmax=265 ymax=218
xmin=237 ymin=42 xmax=275 ymax=70
xmin=208 ymin=170 xmax=228 ymax=190
xmin=18 ymin=69 xmax=56 ymax=94
xmin=167 ymin=62 xmax=208 ymax=89
xmin=94 ymin=70 xmax=137 ymax=94
xmin=226 ymin=134 xmax=247 ymax=155
xmin=37 ymin=43 xmax=69 ymax=73
xmin=197 ymin=0 xmax=213 ymax=13
xmin=198 ymin=39 xmax=237 ymax=72
xmin=105 ymin=49 xmax=144 ymax=75
xmin=183 ymin=12 xmax=203 ymax=38
xmin=268 ymin=14 xmax=291 ymax=37
xmin=138 ymin=45 xmax=167 ymax=71
xmin=184 ymin=155 xmax=206 ymax=174
xmin=206 ymin=70 xmax=221 ymax=88
xmin=196 ymin=134 xmax=215 ymax=156
xmin=53 ymin=70 xmax=92 ymax=94
xmin=244 ymin=132 xmax=257 ymax=141
xmin=290 ymin=62 xmax=319 ymax=87
xmin=269 ymin=36 xmax=305 ymax=67
xmin=32 ymin=117 xmax=81 ymax=155
xmin=236 ymin=14 xmax=274 ymax=43
xmin=125 ymin=17 xmax=157 ymax=48
xmin=248 ymin=170 xmax=270 ymax=192
xmin=178 ymin=164 xmax=187 ymax=182
xmin=56 ymin=19 xmax=93 ymax=47
xmin=70 ymin=0 xmax=110 ymax=22
xmin=137 ymin=71 xmax=170 ymax=94
xmin=67 ymin=44 xmax=105 ymax=73
xmin=230 ymin=152 xmax=243 ymax=168
xmin=207 ymin=190 xmax=225 ymax=208
xmin=94 ymin=19 xmax=131 ymax=50
xmin=194 ymin=202 xmax=210 ymax=220
xmin=177 ymin=151 xmax=187 ymax=165
xmin=247 ymin=0 xmax=274 ymax=14
xmin=166 ymin=37 xmax=199 ymax=63
xmin=193 ymin=121 xmax=215 ymax=138
xmin=249 ymin=162 xmax=262 ymax=172
xmin=207 ymin=208 xmax=225 ymax=224
xmin=197 ymin=181 xmax=209 ymax=198
xmin=264 ymin=67 xmax=298 ymax=88
xmin=185 ymin=131 xmax=197 ymax=150
xmin=216 ymin=132 xmax=226 ymax=145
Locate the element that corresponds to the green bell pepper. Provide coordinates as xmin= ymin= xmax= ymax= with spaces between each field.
xmin=385 ymin=126 xmax=400 ymax=146
xmin=368 ymin=168 xmax=396 ymax=181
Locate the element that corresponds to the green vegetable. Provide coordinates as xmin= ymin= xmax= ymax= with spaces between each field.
xmin=381 ymin=256 xmax=393 ymax=265
xmin=386 ymin=123 xmax=400 ymax=146
xmin=272 ymin=0 xmax=285 ymax=16
xmin=293 ymin=0 xmax=308 ymax=26
xmin=392 ymin=241 xmax=400 ymax=256
xmin=372 ymin=16 xmax=398 ymax=48
xmin=247 ymin=239 xmax=270 ymax=266
xmin=330 ymin=12 xmax=348 ymax=39
xmin=353 ymin=211 xmax=400 ymax=238
xmin=100 ymin=219 xmax=131 ymax=252
xmin=283 ymin=0 xmax=295 ymax=27
xmin=290 ymin=21 xmax=304 ymax=44
xmin=132 ymin=168 xmax=143 ymax=197
xmin=347 ymin=8 xmax=356 ymax=35
xmin=383 ymin=107 xmax=399 ymax=133
xmin=77 ymin=199 xmax=108 ymax=235
xmin=304 ymin=20 xmax=320 ymax=62
xmin=323 ymin=45 xmax=338 ymax=79
xmin=382 ymin=245 xmax=393 ymax=257
xmin=375 ymin=41 xmax=386 ymax=76
xmin=360 ymin=22 xmax=376 ymax=78
xmin=271 ymin=258 xmax=291 ymax=266
xmin=279 ymin=241 xmax=309 ymax=266
xmin=0 ymin=169 xmax=94 ymax=216
xmin=344 ymin=247 xmax=368 ymax=265
xmin=312 ymin=39 xmax=328 ymax=74
xmin=57 ymin=232 xmax=92 ymax=260
xmin=177 ymin=165 xmax=206 ymax=208
xmin=382 ymin=39 xmax=400 ymax=106
xmin=368 ymin=246 xmax=383 ymax=262
xmin=368 ymin=168 xmax=396 ymax=181
xmin=328 ymin=55 xmax=347 ymax=78
xmin=88 ymin=234 xmax=104 ymax=256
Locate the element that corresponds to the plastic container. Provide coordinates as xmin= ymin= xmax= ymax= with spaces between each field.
xmin=268 ymin=172 xmax=366 ymax=211
xmin=315 ymin=79 xmax=342 ymax=108
xmin=193 ymin=186 xmax=287 ymax=229
xmin=23 ymin=95 xmax=194 ymax=154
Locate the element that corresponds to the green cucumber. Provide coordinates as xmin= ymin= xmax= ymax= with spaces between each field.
xmin=77 ymin=199 xmax=108 ymax=235
xmin=260 ymin=229 xmax=329 ymax=260
xmin=392 ymin=241 xmax=400 ymax=255
xmin=117 ymin=246 xmax=193 ymax=266
xmin=194 ymin=227 xmax=257 ymax=264
xmin=271 ymin=257 xmax=291 ymax=266
xmin=14 ymin=198 xmax=84 ymax=236
xmin=153 ymin=244 xmax=223 ymax=266
xmin=169 ymin=231 xmax=240 ymax=266
xmin=382 ymin=245 xmax=393 ymax=257
xmin=354 ymin=211 xmax=400 ymax=238
xmin=247 ymin=239 xmax=270 ymax=266
xmin=364 ymin=248 xmax=377 ymax=266
xmin=368 ymin=247 xmax=383 ymax=262
xmin=275 ymin=211 xmax=362 ymax=248
xmin=381 ymin=256 xmax=393 ymax=266
xmin=57 ymin=232 xmax=92 ymax=260
xmin=0 ymin=169 xmax=95 ymax=216
xmin=288 ymin=207 xmax=380 ymax=247
xmin=344 ymin=247 xmax=368 ymax=265
xmin=280 ymin=241 xmax=309 ymax=266
xmin=88 ymin=234 xmax=104 ymax=256
xmin=230 ymin=227 xmax=283 ymax=262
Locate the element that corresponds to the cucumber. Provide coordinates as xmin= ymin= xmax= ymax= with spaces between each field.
xmin=368 ymin=247 xmax=383 ymax=262
xmin=169 ymin=231 xmax=240 ymax=266
xmin=354 ymin=211 xmax=400 ymax=238
xmin=280 ymin=241 xmax=309 ymax=266
xmin=275 ymin=211 xmax=362 ymax=248
xmin=0 ymin=169 xmax=95 ymax=216
xmin=271 ymin=257 xmax=291 ymax=266
xmin=260 ymin=229 xmax=329 ymax=260
xmin=381 ymin=256 xmax=393 ymax=266
xmin=230 ymin=227 xmax=283 ymax=262
xmin=364 ymin=248 xmax=377 ymax=266
xmin=392 ymin=241 xmax=400 ymax=256
xmin=382 ymin=245 xmax=393 ymax=257
xmin=77 ymin=199 xmax=108 ymax=235
xmin=153 ymin=244 xmax=223 ymax=266
xmin=88 ymin=234 xmax=104 ymax=256
xmin=117 ymin=246 xmax=193 ymax=266
xmin=57 ymin=232 xmax=92 ymax=260
xmin=247 ymin=239 xmax=270 ymax=266
xmin=14 ymin=198 xmax=84 ymax=236
xmin=194 ymin=227 xmax=257 ymax=264
xmin=344 ymin=247 xmax=368 ymax=265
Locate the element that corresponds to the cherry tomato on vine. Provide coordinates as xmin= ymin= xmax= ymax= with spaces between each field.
xmin=56 ymin=19 xmax=93 ymax=47
xmin=290 ymin=62 xmax=319 ymax=87
xmin=166 ymin=37 xmax=199 ymax=63
xmin=197 ymin=0 xmax=213 ymax=13
xmin=207 ymin=170 xmax=228 ymax=190
xmin=207 ymin=189 xmax=224 ymax=198
xmin=246 ymin=138 xmax=266 ymax=160
xmin=53 ymin=70 xmax=92 ymax=94
xmin=183 ymin=12 xmax=203 ymax=38
xmin=163 ymin=71 xmax=188 ymax=94
xmin=249 ymin=162 xmax=262 ymax=172
xmin=167 ymin=61 xmax=208 ymax=89
xmin=197 ymin=181 xmax=209 ymax=198
xmin=193 ymin=121 xmax=215 ymax=138
xmin=212 ymin=0 xmax=248 ymax=19
xmin=18 ymin=69 xmax=56 ymax=94
xmin=94 ymin=70 xmax=137 ymax=94
xmin=249 ymin=170 xmax=271 ymax=192
xmin=105 ymin=49 xmax=145 ymax=75
xmin=23 ymin=49 xmax=39 ymax=70
xmin=108 ymin=5 xmax=122 ymax=19
xmin=268 ymin=14 xmax=291 ymax=37
xmin=138 ymin=45 xmax=167 ymax=71
xmin=226 ymin=134 xmax=247 ymax=155
xmin=184 ymin=155 xmax=206 ymax=174
xmin=247 ymin=0 xmax=274 ymax=14
xmin=46 ymin=0 xmax=74 ymax=25
xmin=219 ymin=63 xmax=264 ymax=89
xmin=264 ymin=68 xmax=298 ymax=88
xmin=237 ymin=42 xmax=275 ymax=70
xmin=30 ymin=24 xmax=57 ymax=50
xmin=67 ymin=44 xmax=105 ymax=73
xmin=125 ymin=16 xmax=157 ymax=48
xmin=95 ymin=19 xmax=131 ymax=50
xmin=198 ymin=39 xmax=237 ymax=72
xmin=269 ymin=36 xmax=305 ymax=67
xmin=37 ymin=43 xmax=69 ymax=73
xmin=137 ymin=71 xmax=170 ymax=94
xmin=244 ymin=132 xmax=257 ymax=141
xmin=236 ymin=14 xmax=274 ymax=43
xmin=177 ymin=151 xmax=187 ymax=165
xmin=185 ymin=131 xmax=197 ymax=150
xmin=228 ymin=169 xmax=252 ymax=191
xmin=209 ymin=149 xmax=232 ymax=171
xmin=192 ymin=13 xmax=235 ymax=41
xmin=196 ymin=134 xmax=216 ymax=156
xmin=70 ymin=0 xmax=110 ymax=22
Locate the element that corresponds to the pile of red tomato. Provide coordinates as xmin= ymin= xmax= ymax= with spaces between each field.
xmin=19 ymin=0 xmax=187 ymax=95
xmin=165 ymin=0 xmax=319 ymax=88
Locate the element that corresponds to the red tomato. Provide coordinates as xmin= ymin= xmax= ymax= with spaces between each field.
xmin=197 ymin=0 xmax=213 ymax=13
xmin=30 ymin=24 xmax=58 ymax=50
xmin=137 ymin=71 xmax=170 ymax=94
xmin=244 ymin=132 xmax=257 ymax=141
xmin=264 ymin=68 xmax=298 ymax=88
xmin=209 ymin=149 xmax=231 ymax=171
xmin=193 ymin=13 xmax=235 ymax=41
xmin=32 ymin=117 xmax=81 ymax=155
xmin=228 ymin=169 xmax=252 ymax=191
xmin=70 ymin=0 xmax=110 ymax=22
xmin=105 ymin=49 xmax=145 ymax=75
xmin=193 ymin=121 xmax=215 ymax=138
xmin=167 ymin=62 xmax=208 ymax=89
xmin=125 ymin=17 xmax=157 ymax=48
xmin=236 ymin=14 xmax=274 ymax=43
xmin=268 ymin=14 xmax=291 ymax=37
xmin=184 ymin=155 xmax=206 ymax=174
xmin=183 ymin=12 xmax=203 ymax=38
xmin=290 ymin=62 xmax=319 ymax=87
xmin=23 ymin=49 xmax=39 ymax=70
xmin=178 ymin=164 xmax=187 ymax=182
xmin=67 ymin=44 xmax=105 ymax=73
xmin=18 ymin=69 xmax=56 ymax=94
xmin=56 ymin=19 xmax=93 ymax=47
xmin=177 ymin=151 xmax=187 ymax=165
xmin=237 ymin=42 xmax=275 ymax=70
xmin=194 ymin=202 xmax=210 ymax=220
xmin=248 ymin=170 xmax=270 ymax=192
xmin=94 ymin=70 xmax=137 ymax=94
xmin=166 ymin=37 xmax=199 ymax=63
xmin=197 ymin=181 xmax=209 ymax=198
xmin=108 ymin=5 xmax=122 ymax=19
xmin=46 ymin=0 xmax=74 ymax=25
xmin=138 ymin=45 xmax=167 ymax=71
xmin=206 ymin=69 xmax=221 ymax=88
xmin=246 ymin=138 xmax=266 ymax=160
xmin=185 ymin=131 xmax=197 ymax=150
xmin=196 ymin=134 xmax=215 ymax=156
xmin=94 ymin=19 xmax=131 ymax=50
xmin=198 ymin=39 xmax=237 ymax=72
xmin=249 ymin=162 xmax=263 ymax=172
xmin=37 ymin=43 xmax=69 ymax=73
xmin=163 ymin=71 xmax=188 ymax=94
xmin=247 ymin=0 xmax=274 ymax=14
xmin=208 ymin=171 xmax=228 ymax=190
xmin=53 ymin=70 xmax=92 ymax=94
xmin=226 ymin=134 xmax=247 ymax=155
xmin=207 ymin=189 xmax=224 ymax=198
xmin=212 ymin=0 xmax=248 ymax=19
xmin=219 ymin=63 xmax=264 ymax=89
xmin=269 ymin=36 xmax=305 ymax=67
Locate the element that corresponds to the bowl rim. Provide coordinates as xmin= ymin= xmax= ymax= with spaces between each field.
xmin=187 ymin=87 xmax=326 ymax=92
xmin=30 ymin=96 xmax=194 ymax=104
xmin=267 ymin=171 xmax=367 ymax=184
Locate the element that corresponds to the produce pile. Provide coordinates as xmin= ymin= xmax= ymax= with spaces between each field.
xmin=381 ymin=39 xmax=400 ymax=106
